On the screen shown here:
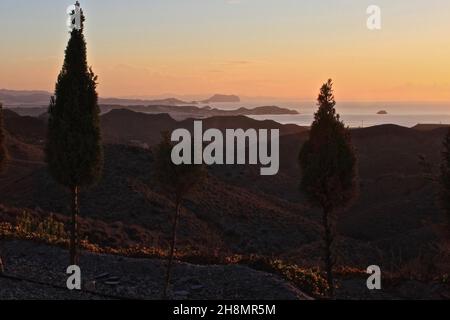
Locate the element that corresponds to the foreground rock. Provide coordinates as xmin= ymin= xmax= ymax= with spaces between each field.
xmin=0 ymin=240 xmax=310 ymax=300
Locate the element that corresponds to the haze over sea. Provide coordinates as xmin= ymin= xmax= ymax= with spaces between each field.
xmin=204 ymin=100 xmax=450 ymax=128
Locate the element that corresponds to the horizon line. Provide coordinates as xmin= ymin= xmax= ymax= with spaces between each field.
xmin=1 ymin=88 xmax=450 ymax=105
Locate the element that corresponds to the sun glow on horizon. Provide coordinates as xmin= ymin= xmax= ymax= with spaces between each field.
xmin=0 ymin=0 xmax=449 ymax=102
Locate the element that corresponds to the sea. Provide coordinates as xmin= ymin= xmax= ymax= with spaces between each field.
xmin=248 ymin=114 xmax=450 ymax=128
xmin=204 ymin=100 xmax=450 ymax=128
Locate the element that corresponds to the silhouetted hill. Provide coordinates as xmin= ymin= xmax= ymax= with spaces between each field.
xmin=3 ymin=133 xmax=44 ymax=162
xmin=100 ymin=109 xmax=178 ymax=146
xmin=5 ymin=104 xmax=299 ymax=122
xmin=4 ymin=107 xmax=48 ymax=117
xmin=351 ymin=124 xmax=442 ymax=178
xmin=0 ymin=89 xmax=51 ymax=106
xmin=2 ymin=108 xmax=305 ymax=147
xmin=0 ymin=89 xmax=192 ymax=107
xmin=100 ymin=104 xmax=298 ymax=120
xmin=99 ymin=97 xmax=191 ymax=106
xmin=201 ymin=94 xmax=240 ymax=103
xmin=2 ymin=109 xmax=46 ymax=144
xmin=234 ymin=106 xmax=298 ymax=115
xmin=412 ymin=124 xmax=450 ymax=131
xmin=0 ymin=89 xmax=243 ymax=109
xmin=0 ymin=114 xmax=447 ymax=278
xmin=180 ymin=115 xmax=305 ymax=135
xmin=100 ymin=110 xmax=306 ymax=147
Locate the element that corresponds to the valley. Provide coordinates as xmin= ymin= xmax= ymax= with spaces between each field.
xmin=0 ymin=108 xmax=449 ymax=299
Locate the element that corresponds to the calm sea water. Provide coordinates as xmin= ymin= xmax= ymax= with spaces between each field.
xmin=248 ymin=114 xmax=450 ymax=128
xmin=207 ymin=101 xmax=450 ymax=128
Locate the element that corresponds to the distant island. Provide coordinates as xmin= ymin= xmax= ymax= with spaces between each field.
xmin=101 ymin=94 xmax=242 ymax=106
xmin=99 ymin=104 xmax=299 ymax=120
xmin=7 ymin=104 xmax=299 ymax=120
xmin=1 ymin=89 xmax=300 ymax=119
xmin=377 ymin=110 xmax=388 ymax=115
xmin=200 ymin=94 xmax=240 ymax=104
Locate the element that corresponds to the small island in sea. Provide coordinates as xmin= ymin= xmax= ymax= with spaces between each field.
xmin=377 ymin=110 xmax=388 ymax=115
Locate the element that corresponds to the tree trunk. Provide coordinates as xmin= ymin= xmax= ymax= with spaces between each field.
xmin=0 ymin=255 xmax=4 ymax=274
xmin=163 ymin=197 xmax=181 ymax=299
xmin=69 ymin=185 xmax=80 ymax=266
xmin=322 ymin=206 xmax=335 ymax=299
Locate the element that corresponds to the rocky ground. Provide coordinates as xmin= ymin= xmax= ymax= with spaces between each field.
xmin=0 ymin=240 xmax=310 ymax=300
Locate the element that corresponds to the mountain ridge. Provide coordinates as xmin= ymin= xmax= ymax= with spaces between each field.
xmin=0 ymin=89 xmax=244 ymax=108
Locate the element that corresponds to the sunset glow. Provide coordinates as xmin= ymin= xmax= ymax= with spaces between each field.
xmin=1 ymin=0 xmax=449 ymax=101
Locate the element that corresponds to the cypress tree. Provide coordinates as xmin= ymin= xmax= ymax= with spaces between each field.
xmin=298 ymin=79 xmax=358 ymax=298
xmin=46 ymin=2 xmax=103 ymax=266
xmin=154 ymin=132 xmax=206 ymax=299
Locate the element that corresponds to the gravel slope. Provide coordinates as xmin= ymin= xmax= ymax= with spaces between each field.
xmin=0 ymin=240 xmax=310 ymax=300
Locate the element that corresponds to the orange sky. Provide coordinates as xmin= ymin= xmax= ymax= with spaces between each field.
xmin=1 ymin=0 xmax=449 ymax=101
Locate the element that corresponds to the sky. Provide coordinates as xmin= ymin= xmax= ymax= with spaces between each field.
xmin=0 ymin=0 xmax=450 ymax=101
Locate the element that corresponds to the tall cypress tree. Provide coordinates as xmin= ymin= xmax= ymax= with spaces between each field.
xmin=299 ymin=79 xmax=358 ymax=298
xmin=46 ymin=2 xmax=103 ymax=265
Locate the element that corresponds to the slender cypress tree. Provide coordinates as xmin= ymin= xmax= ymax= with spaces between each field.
xmin=299 ymin=79 xmax=358 ymax=298
xmin=0 ymin=103 xmax=7 ymax=274
xmin=154 ymin=133 xmax=206 ymax=299
xmin=46 ymin=2 xmax=103 ymax=265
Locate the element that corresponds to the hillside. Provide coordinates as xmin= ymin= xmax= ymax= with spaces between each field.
xmin=2 ymin=109 xmax=46 ymax=144
xmin=0 ymin=113 xmax=446 ymax=261
xmin=412 ymin=124 xmax=450 ymax=131
xmin=0 ymin=111 xmax=449 ymax=299
xmin=100 ymin=109 xmax=306 ymax=147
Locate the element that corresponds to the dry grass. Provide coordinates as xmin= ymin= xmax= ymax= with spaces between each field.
xmin=0 ymin=211 xmax=331 ymax=298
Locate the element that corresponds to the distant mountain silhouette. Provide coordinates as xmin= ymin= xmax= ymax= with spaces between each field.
xmin=101 ymin=104 xmax=298 ymax=119
xmin=6 ymin=104 xmax=299 ymax=121
xmin=0 ymin=89 xmax=240 ymax=107
xmin=233 ymin=105 xmax=297 ymax=115
xmin=201 ymin=94 xmax=240 ymax=103
xmin=0 ymin=89 xmax=193 ymax=107
xmin=99 ymin=97 xmax=192 ymax=106
xmin=0 ymin=89 xmax=52 ymax=106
